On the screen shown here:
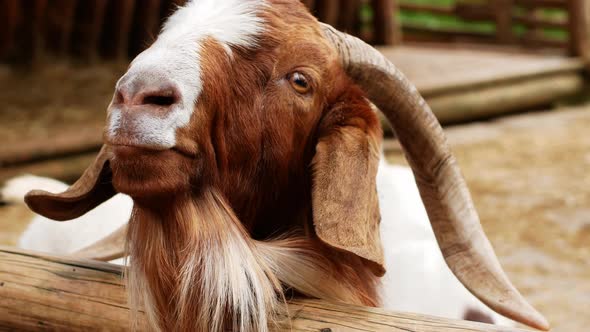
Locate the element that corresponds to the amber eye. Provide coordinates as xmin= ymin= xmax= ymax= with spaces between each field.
xmin=288 ymin=72 xmax=311 ymax=94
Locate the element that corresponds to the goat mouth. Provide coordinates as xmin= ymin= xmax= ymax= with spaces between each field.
xmin=109 ymin=144 xmax=195 ymax=159
xmin=110 ymin=144 xmax=163 ymax=158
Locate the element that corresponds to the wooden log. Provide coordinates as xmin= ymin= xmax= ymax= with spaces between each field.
xmin=372 ymin=0 xmax=401 ymax=45
xmin=428 ymin=72 xmax=583 ymax=123
xmin=0 ymin=247 xmax=529 ymax=332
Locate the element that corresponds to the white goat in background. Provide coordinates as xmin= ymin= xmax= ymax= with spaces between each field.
xmin=1 ymin=160 xmax=513 ymax=326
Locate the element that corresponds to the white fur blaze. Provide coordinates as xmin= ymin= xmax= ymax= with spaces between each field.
xmin=107 ymin=0 xmax=267 ymax=149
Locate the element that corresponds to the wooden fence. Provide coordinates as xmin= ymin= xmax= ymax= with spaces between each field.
xmin=399 ymin=0 xmax=590 ymax=58
xmin=0 ymin=0 xmax=399 ymax=64
xmin=0 ymin=246 xmax=531 ymax=332
xmin=1 ymin=0 xmax=588 ymax=65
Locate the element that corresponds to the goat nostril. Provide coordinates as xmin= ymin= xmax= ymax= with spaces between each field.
xmin=142 ymin=95 xmax=177 ymax=107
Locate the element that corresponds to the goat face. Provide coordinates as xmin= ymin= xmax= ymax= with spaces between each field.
xmin=105 ymin=1 xmax=366 ymax=204
xmin=24 ymin=0 xmax=549 ymax=330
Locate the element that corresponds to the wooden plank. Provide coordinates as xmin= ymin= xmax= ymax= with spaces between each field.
xmin=567 ymin=0 xmax=590 ymax=62
xmin=402 ymin=26 xmax=497 ymax=45
xmin=515 ymin=0 xmax=567 ymax=9
xmin=399 ymin=2 xmax=454 ymax=15
xmin=43 ymin=0 xmax=77 ymax=57
xmin=100 ymin=0 xmax=137 ymax=60
xmin=520 ymin=34 xmax=568 ymax=49
xmin=70 ymin=0 xmax=107 ymax=61
xmin=0 ymin=247 xmax=529 ymax=332
xmin=400 ymin=3 xmax=495 ymax=22
xmin=129 ymin=0 xmax=162 ymax=57
xmin=378 ymin=45 xmax=584 ymax=96
xmin=513 ymin=14 xmax=568 ymax=29
xmin=372 ymin=0 xmax=400 ymax=45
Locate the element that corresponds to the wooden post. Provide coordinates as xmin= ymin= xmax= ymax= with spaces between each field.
xmin=568 ymin=0 xmax=590 ymax=63
xmin=316 ymin=0 xmax=339 ymax=27
xmin=70 ymin=0 xmax=108 ymax=61
xmin=43 ymin=0 xmax=77 ymax=57
xmin=372 ymin=0 xmax=401 ymax=45
xmin=0 ymin=247 xmax=530 ymax=332
xmin=337 ymin=0 xmax=361 ymax=35
xmin=493 ymin=0 xmax=514 ymax=43
xmin=301 ymin=0 xmax=316 ymax=12
xmin=0 ymin=0 xmax=18 ymax=59
xmin=9 ymin=0 xmax=48 ymax=65
xmin=100 ymin=0 xmax=137 ymax=60
xmin=129 ymin=0 xmax=163 ymax=57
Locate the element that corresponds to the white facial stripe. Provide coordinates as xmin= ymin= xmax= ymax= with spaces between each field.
xmin=108 ymin=0 xmax=267 ymax=148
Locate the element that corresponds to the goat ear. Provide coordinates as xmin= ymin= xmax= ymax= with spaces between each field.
xmin=311 ymin=101 xmax=385 ymax=276
xmin=25 ymin=145 xmax=116 ymax=221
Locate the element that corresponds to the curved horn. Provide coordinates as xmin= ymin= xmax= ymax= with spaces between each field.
xmin=321 ymin=23 xmax=549 ymax=331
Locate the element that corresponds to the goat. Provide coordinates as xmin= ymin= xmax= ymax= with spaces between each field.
xmin=4 ymin=165 xmax=513 ymax=326
xmin=23 ymin=1 xmax=548 ymax=331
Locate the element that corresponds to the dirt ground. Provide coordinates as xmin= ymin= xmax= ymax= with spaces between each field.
xmin=0 ymin=63 xmax=125 ymax=164
xmin=1 ymin=62 xmax=589 ymax=331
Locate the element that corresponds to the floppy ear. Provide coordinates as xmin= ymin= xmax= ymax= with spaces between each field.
xmin=311 ymin=96 xmax=385 ymax=276
xmin=25 ymin=145 xmax=117 ymax=221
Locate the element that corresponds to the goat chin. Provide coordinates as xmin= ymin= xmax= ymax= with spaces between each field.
xmin=5 ymin=160 xmax=514 ymax=328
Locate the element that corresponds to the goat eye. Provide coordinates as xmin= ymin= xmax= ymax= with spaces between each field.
xmin=288 ymin=72 xmax=311 ymax=94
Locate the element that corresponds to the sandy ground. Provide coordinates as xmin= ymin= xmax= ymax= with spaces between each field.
xmin=0 ymin=62 xmax=588 ymax=330
xmin=386 ymin=107 xmax=590 ymax=331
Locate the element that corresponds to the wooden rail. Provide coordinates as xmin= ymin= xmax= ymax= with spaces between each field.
xmin=398 ymin=0 xmax=588 ymax=54
xmin=0 ymin=246 xmax=530 ymax=332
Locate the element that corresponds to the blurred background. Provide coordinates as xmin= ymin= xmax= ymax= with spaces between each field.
xmin=0 ymin=1 xmax=588 ymax=331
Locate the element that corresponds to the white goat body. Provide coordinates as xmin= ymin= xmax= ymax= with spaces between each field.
xmin=2 ymin=164 xmax=511 ymax=325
